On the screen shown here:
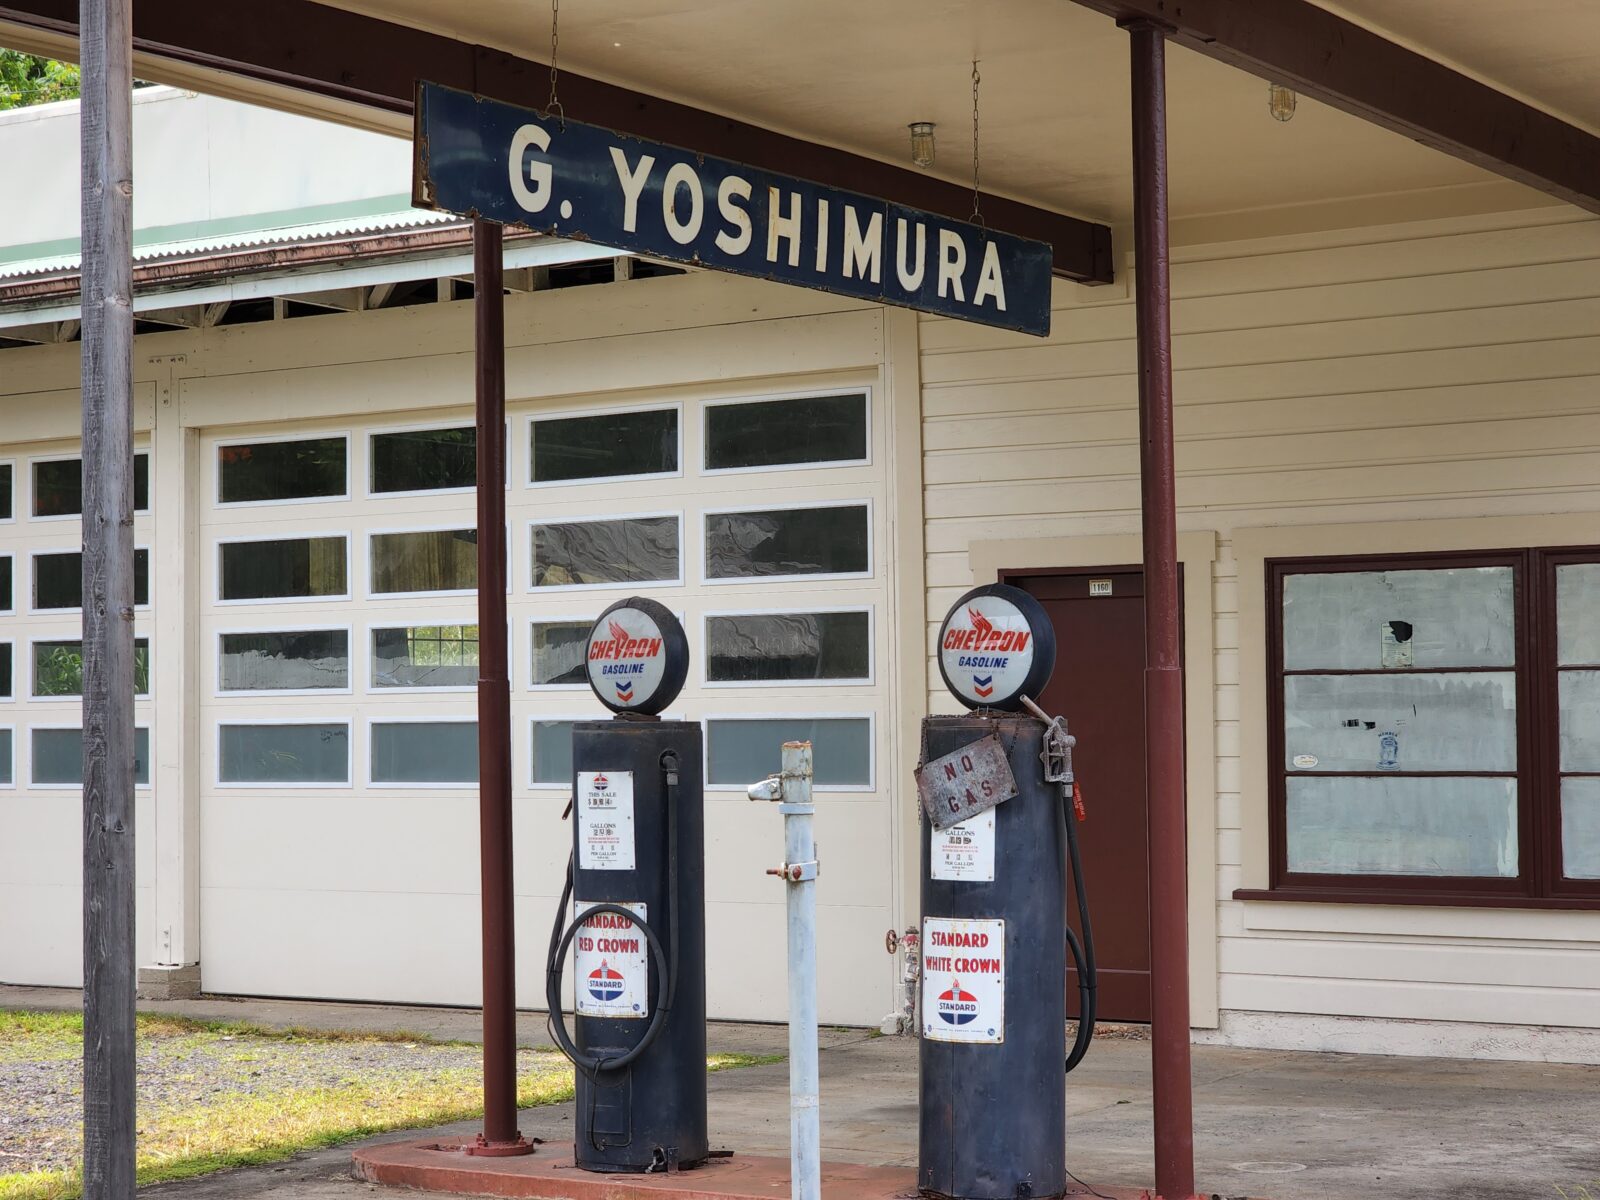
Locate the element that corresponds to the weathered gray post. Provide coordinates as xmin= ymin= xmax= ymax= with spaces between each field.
xmin=80 ymin=0 xmax=138 ymax=1196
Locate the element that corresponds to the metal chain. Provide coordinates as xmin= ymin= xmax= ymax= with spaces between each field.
xmin=969 ymin=60 xmax=984 ymax=228
xmin=547 ymin=0 xmax=565 ymax=127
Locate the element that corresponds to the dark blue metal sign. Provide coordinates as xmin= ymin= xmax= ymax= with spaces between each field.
xmin=413 ymin=82 xmax=1052 ymax=336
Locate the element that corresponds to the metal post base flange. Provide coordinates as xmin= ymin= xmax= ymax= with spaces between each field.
xmin=463 ymin=1134 xmax=537 ymax=1158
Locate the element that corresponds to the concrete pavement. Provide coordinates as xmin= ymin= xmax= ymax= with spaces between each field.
xmin=4 ymin=986 xmax=1596 ymax=1199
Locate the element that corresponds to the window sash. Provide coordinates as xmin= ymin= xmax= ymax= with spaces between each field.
xmin=1267 ymin=548 xmax=1600 ymax=904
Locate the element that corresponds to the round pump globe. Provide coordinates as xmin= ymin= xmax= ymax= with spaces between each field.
xmin=935 ymin=583 xmax=1056 ymax=711
xmin=585 ymin=597 xmax=690 ymax=714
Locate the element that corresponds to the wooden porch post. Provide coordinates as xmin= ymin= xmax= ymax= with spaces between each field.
xmin=1124 ymin=17 xmax=1198 ymax=1200
xmin=80 ymin=0 xmax=138 ymax=1196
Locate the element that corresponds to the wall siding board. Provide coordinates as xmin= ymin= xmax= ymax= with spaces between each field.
xmin=923 ymin=211 xmax=1600 ymax=1049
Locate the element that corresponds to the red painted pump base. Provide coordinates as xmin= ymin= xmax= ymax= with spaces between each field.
xmin=463 ymin=1132 xmax=538 ymax=1158
xmin=352 ymin=1140 xmax=1230 ymax=1200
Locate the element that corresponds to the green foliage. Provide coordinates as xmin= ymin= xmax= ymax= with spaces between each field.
xmin=0 ymin=51 xmax=80 ymax=110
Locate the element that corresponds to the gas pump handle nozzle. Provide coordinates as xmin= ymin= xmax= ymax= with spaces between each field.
xmin=1018 ymin=695 xmax=1075 ymax=786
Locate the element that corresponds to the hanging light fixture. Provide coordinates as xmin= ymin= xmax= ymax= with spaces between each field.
xmin=1268 ymin=83 xmax=1297 ymax=122
xmin=908 ymin=121 xmax=937 ymax=169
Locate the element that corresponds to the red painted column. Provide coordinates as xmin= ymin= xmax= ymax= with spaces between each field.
xmin=1124 ymin=18 xmax=1197 ymax=1200
xmin=471 ymin=219 xmax=531 ymax=1156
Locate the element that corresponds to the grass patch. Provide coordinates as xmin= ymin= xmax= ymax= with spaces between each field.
xmin=0 ymin=1010 xmax=781 ymax=1200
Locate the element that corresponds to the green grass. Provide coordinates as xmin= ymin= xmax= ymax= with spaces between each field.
xmin=0 ymin=1009 xmax=781 ymax=1200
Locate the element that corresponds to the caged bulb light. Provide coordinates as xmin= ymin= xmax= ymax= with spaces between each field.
xmin=909 ymin=121 xmax=936 ymax=169
xmin=1268 ymin=83 xmax=1297 ymax=122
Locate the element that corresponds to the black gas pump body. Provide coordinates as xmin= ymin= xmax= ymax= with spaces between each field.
xmin=564 ymin=718 xmax=708 ymax=1173
xmin=919 ymin=714 xmax=1068 ymax=1200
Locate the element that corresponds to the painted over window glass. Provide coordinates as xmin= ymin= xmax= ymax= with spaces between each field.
xmin=33 ymin=727 xmax=150 ymax=786
xmin=706 ymin=611 xmax=870 ymax=682
xmin=531 ymin=719 xmax=575 ymax=784
xmin=372 ymin=625 xmax=480 ymax=688
xmin=371 ymin=721 xmax=478 ymax=785
xmin=704 ymin=505 xmax=869 ymax=580
xmin=707 ymin=717 xmax=871 ymax=787
xmin=219 ymin=631 xmax=349 ymax=692
xmin=531 ymin=622 xmax=590 ymax=686
xmin=219 ymin=723 xmax=349 ymax=784
xmin=0 ymin=728 xmax=11 ymax=786
xmin=532 ymin=516 xmax=679 ymax=588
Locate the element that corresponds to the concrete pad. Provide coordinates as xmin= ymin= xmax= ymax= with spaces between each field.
xmin=351 ymin=1142 xmax=1163 ymax=1200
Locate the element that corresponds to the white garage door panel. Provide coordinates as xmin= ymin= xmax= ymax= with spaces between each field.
xmin=201 ymin=886 xmax=490 ymax=1005
xmin=0 ymin=883 xmax=156 ymax=988
xmin=704 ymin=799 xmax=892 ymax=909
xmin=202 ymin=794 xmax=483 ymax=894
xmin=702 ymin=899 xmax=894 ymax=1024
xmin=0 ymin=796 xmax=157 ymax=887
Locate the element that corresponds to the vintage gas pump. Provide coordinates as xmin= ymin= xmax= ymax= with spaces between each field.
xmin=916 ymin=584 xmax=1097 ymax=1200
xmin=545 ymin=597 xmax=709 ymax=1173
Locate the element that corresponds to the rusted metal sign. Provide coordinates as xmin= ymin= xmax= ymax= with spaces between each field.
xmin=412 ymin=82 xmax=1052 ymax=335
xmin=916 ymin=733 xmax=1019 ymax=831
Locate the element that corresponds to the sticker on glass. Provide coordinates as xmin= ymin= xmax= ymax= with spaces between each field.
xmin=931 ymin=810 xmax=996 ymax=882
xmin=574 ymin=900 xmax=648 ymax=1019
xmin=1291 ymin=754 xmax=1318 ymax=769
xmin=921 ymin=916 xmax=1005 ymax=1044
xmin=578 ymin=770 xmax=635 ymax=870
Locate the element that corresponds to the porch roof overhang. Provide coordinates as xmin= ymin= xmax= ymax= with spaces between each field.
xmin=1 ymin=0 xmax=1596 ymax=261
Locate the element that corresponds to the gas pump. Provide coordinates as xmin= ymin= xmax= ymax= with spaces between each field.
xmin=545 ymin=597 xmax=709 ymax=1173
xmin=916 ymin=584 xmax=1097 ymax=1200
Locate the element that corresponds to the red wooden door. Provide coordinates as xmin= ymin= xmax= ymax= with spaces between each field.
xmin=1008 ymin=568 xmax=1163 ymax=1023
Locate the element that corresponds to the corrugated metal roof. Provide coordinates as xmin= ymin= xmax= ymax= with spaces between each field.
xmin=0 ymin=207 xmax=462 ymax=282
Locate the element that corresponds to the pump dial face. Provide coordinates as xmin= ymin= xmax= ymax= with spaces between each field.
xmin=936 ymin=584 xmax=1056 ymax=711
xmin=586 ymin=597 xmax=689 ymax=715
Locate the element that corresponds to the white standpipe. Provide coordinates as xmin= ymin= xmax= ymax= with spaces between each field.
xmin=748 ymin=741 xmax=820 ymax=1200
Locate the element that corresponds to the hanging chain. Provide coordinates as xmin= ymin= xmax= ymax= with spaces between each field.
xmin=546 ymin=0 xmax=565 ymax=127
xmin=969 ymin=60 xmax=984 ymax=227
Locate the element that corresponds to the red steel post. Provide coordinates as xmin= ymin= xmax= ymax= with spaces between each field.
xmin=472 ymin=219 xmax=530 ymax=1155
xmin=1125 ymin=18 xmax=1197 ymax=1200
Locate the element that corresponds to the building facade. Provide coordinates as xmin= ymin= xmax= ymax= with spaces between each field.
xmin=2 ymin=86 xmax=1598 ymax=1062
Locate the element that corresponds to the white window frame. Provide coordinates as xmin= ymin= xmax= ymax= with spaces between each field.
xmin=526 ymin=400 xmax=685 ymax=489
xmin=0 ymin=457 xmax=15 ymax=524
xmin=366 ymin=616 xmax=507 ymax=695
xmin=367 ymin=715 xmax=480 ymax=789
xmin=527 ymin=613 xmax=600 ymax=692
xmin=213 ymin=717 xmax=354 ymax=790
xmin=29 ymin=634 xmax=154 ymax=702
xmin=700 ymin=605 xmax=876 ymax=688
xmin=30 ymin=544 xmax=153 ymax=614
xmin=212 ymin=428 xmax=352 ymax=509
xmin=527 ymin=709 xmax=604 ymax=789
xmin=28 ymin=448 xmax=152 ymax=522
xmin=0 ymin=723 xmax=13 ymax=788
xmin=702 ymin=711 xmax=877 ymax=793
xmin=366 ymin=417 xmax=510 ymax=499
xmin=700 ymin=498 xmax=874 ymax=586
xmin=527 ymin=510 xmax=686 ymax=593
xmin=214 ymin=623 xmax=356 ymax=699
xmin=30 ymin=722 xmax=154 ymax=791
xmin=366 ymin=523 xmax=508 ymax=600
xmin=213 ymin=530 xmax=352 ymax=607
xmin=701 ymin=386 xmax=872 ymax=476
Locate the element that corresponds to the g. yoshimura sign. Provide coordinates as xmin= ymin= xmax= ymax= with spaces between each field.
xmin=412 ymin=82 xmax=1053 ymax=336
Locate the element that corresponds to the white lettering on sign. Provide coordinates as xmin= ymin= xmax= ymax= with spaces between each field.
xmin=574 ymin=899 xmax=649 ymax=1019
xmin=577 ymin=771 xmax=635 ymax=871
xmin=938 ymin=593 xmax=1038 ymax=707
xmin=931 ymin=809 xmax=996 ymax=882
xmin=921 ymin=916 xmax=1005 ymax=1044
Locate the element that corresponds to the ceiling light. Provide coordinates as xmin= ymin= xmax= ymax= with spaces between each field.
xmin=909 ymin=121 xmax=936 ymax=169
xmin=1268 ymin=83 xmax=1297 ymax=123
